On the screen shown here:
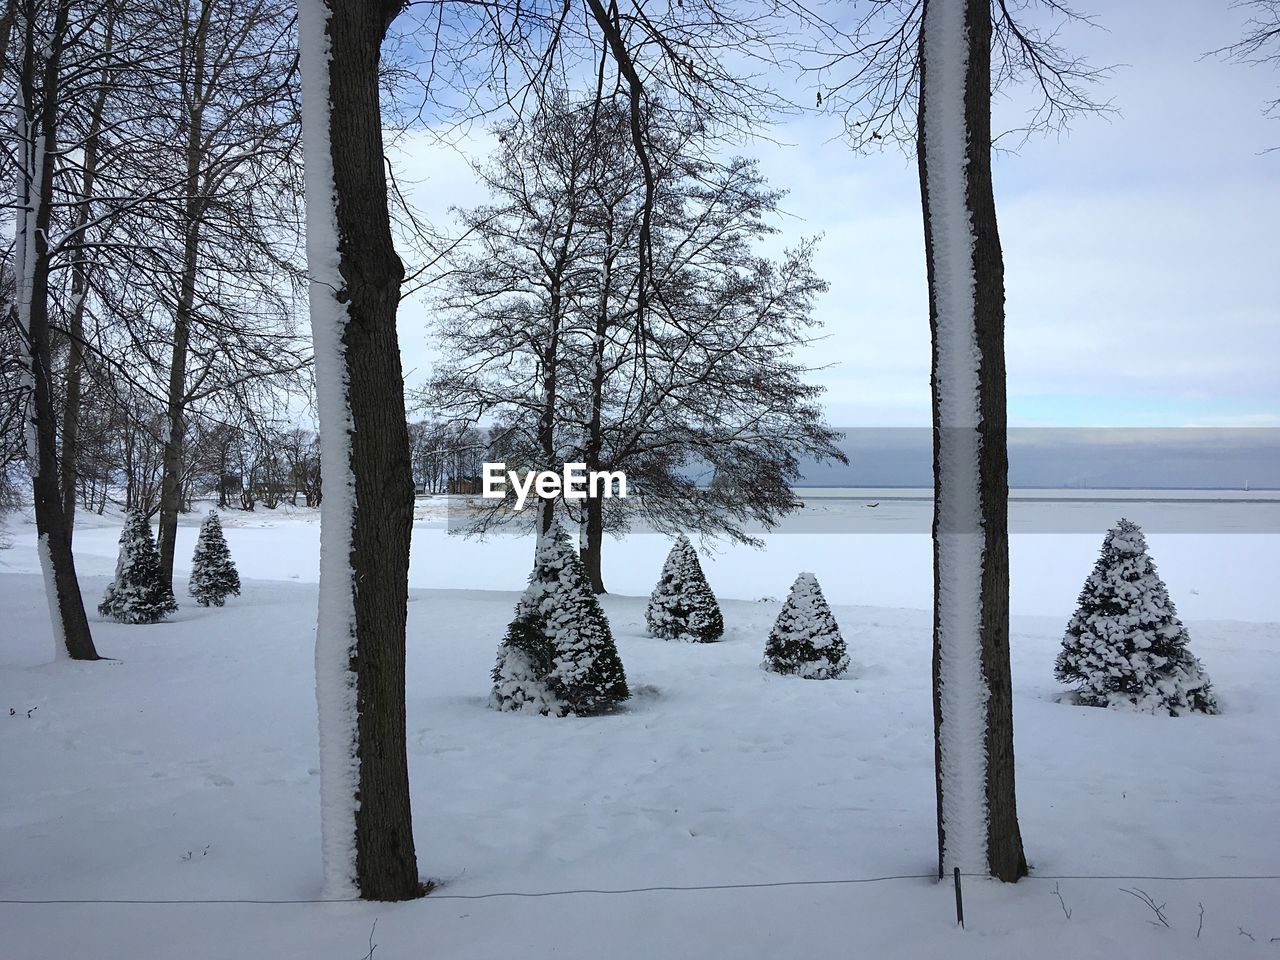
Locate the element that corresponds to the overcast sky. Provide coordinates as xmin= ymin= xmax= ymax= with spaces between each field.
xmin=391 ymin=0 xmax=1279 ymax=430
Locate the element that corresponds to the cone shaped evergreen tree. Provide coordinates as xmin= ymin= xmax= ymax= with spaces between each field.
xmin=763 ymin=572 xmax=849 ymax=679
xmin=1056 ymin=518 xmax=1217 ymax=716
xmin=491 ymin=523 xmax=629 ymax=716
xmin=99 ymin=509 xmax=178 ymax=624
xmin=190 ymin=511 xmax=241 ymax=607
xmin=645 ymin=534 xmax=724 ymax=642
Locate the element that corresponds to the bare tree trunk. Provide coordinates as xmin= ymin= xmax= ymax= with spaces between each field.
xmin=0 ymin=0 xmax=15 ymax=78
xmin=157 ymin=0 xmax=211 ymax=593
xmin=59 ymin=282 xmax=86 ymax=538
xmin=301 ymin=0 xmax=421 ymax=902
xmin=580 ymin=315 xmax=610 ymax=593
xmin=533 ymin=182 xmax=582 ymax=542
xmin=157 ymin=314 xmax=191 ymax=587
xmin=581 ymin=498 xmax=606 ymax=593
xmin=59 ymin=3 xmax=117 ymax=538
xmin=16 ymin=0 xmax=100 ymax=662
xmin=578 ymin=219 xmax=617 ymax=595
xmin=536 ymin=293 xmax=563 ymax=539
xmin=216 ymin=433 xmax=231 ymax=508
xmin=919 ymin=0 xmax=1026 ymax=883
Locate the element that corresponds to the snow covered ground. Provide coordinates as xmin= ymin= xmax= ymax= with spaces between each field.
xmin=13 ymin=494 xmax=1280 ymax=620
xmin=2 ymin=501 xmax=1278 ymax=957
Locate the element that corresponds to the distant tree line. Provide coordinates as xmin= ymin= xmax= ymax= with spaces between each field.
xmin=5 ymin=395 xmax=325 ymax=518
xmin=406 ymin=420 xmax=493 ymax=494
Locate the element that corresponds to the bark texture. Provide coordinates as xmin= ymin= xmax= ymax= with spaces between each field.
xmin=580 ymin=498 xmax=606 ymax=594
xmin=918 ymin=0 xmax=1027 ymax=883
xmin=20 ymin=0 xmax=100 ymax=661
xmin=579 ymin=265 xmax=612 ymax=595
xmin=324 ymin=0 xmax=421 ymax=901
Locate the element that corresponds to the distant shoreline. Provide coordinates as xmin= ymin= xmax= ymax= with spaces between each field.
xmin=792 ymin=485 xmax=1280 ymax=494
xmin=789 ymin=486 xmax=1280 ymax=505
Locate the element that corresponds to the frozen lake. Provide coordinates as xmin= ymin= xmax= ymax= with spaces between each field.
xmin=783 ymin=487 xmax=1280 ymax=534
xmin=5 ymin=489 xmax=1278 ymax=623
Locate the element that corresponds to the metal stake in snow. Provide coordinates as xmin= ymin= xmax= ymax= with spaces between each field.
xmin=954 ymin=867 xmax=965 ymax=928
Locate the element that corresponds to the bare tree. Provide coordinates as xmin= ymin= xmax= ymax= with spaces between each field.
xmin=7 ymin=0 xmax=185 ymax=544
xmin=4 ymin=0 xmax=305 ymax=588
xmin=9 ymin=0 xmax=100 ymax=660
xmin=296 ymin=0 xmax=846 ymax=901
xmin=1 ymin=264 xmax=26 ymax=530
xmin=808 ymin=0 xmax=1110 ymax=151
xmin=0 ymin=1 xmax=16 ymax=78
xmin=406 ymin=419 xmax=481 ymax=494
xmin=299 ymin=0 xmax=422 ymax=902
xmin=113 ymin=397 xmax=166 ymax=513
xmin=279 ymin=426 xmax=322 ymax=506
xmin=296 ymin=0 xmax=800 ymax=899
xmin=54 ymin=1 xmax=123 ymax=540
xmin=917 ymin=0 xmax=1027 ymax=884
xmin=1209 ymin=0 xmax=1280 ymax=124
xmin=6 ymin=1 xmax=121 ymax=545
xmin=406 ymin=420 xmax=445 ymax=493
xmin=431 ymin=96 xmax=614 ymax=539
xmin=130 ymin=0 xmax=306 ymax=591
xmin=812 ymin=0 xmax=1108 ymax=881
xmin=200 ymin=421 xmax=241 ymax=509
xmin=429 ymin=96 xmax=842 ymax=591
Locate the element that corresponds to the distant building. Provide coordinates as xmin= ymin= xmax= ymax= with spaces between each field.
xmin=447 ymin=476 xmax=483 ymax=495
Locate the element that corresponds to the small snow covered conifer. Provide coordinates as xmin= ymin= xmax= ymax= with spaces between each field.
xmin=645 ymin=534 xmax=724 ymax=642
xmin=1056 ymin=518 xmax=1217 ymax=716
xmin=189 ymin=511 xmax=240 ymax=607
xmin=491 ymin=524 xmax=629 ymax=716
xmin=99 ymin=509 xmax=178 ymax=624
xmin=763 ymin=572 xmax=849 ymax=679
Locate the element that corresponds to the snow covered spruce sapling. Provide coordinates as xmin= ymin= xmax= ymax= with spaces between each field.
xmin=99 ymin=509 xmax=178 ymax=624
xmin=1056 ymin=518 xmax=1217 ymax=716
xmin=189 ymin=511 xmax=240 ymax=607
xmin=646 ymin=534 xmax=724 ymax=642
xmin=491 ymin=523 xmax=629 ymax=716
xmin=763 ymin=572 xmax=849 ymax=679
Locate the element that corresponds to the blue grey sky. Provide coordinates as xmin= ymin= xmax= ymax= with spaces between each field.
xmin=393 ymin=0 xmax=1279 ymax=429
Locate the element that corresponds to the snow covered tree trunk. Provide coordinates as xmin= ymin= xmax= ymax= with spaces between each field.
xmin=299 ymin=0 xmax=421 ymax=901
xmin=15 ymin=0 xmax=99 ymax=663
xmin=917 ymin=0 xmax=1026 ymax=882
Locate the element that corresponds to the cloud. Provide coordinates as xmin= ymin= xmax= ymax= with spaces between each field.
xmin=388 ymin=4 xmax=1279 ymax=429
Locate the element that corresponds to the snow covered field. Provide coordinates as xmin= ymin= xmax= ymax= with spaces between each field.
xmin=2 ymin=502 xmax=1278 ymax=957
xmin=12 ymin=494 xmax=1280 ymax=620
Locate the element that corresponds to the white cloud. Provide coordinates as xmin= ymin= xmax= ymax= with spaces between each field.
xmin=388 ymin=4 xmax=1279 ymax=428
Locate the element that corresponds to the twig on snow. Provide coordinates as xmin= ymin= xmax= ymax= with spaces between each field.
xmin=1119 ymin=887 xmax=1170 ymax=928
